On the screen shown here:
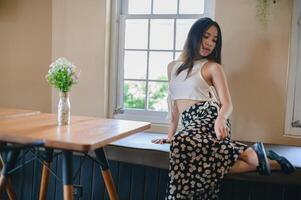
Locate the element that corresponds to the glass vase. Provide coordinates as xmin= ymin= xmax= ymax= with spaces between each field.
xmin=58 ymin=92 xmax=70 ymax=126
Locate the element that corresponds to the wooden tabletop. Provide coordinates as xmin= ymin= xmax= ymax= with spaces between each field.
xmin=0 ymin=113 xmax=151 ymax=152
xmin=0 ymin=107 xmax=40 ymax=119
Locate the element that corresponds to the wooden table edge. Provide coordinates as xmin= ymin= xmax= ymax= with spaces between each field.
xmin=43 ymin=123 xmax=152 ymax=152
xmin=0 ymin=110 xmax=41 ymax=120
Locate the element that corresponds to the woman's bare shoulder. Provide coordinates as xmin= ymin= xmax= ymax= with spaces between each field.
xmin=167 ymin=60 xmax=183 ymax=80
xmin=204 ymin=61 xmax=223 ymax=73
xmin=168 ymin=60 xmax=182 ymax=67
xmin=167 ymin=60 xmax=182 ymax=72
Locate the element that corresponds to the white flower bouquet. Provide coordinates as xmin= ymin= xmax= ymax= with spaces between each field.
xmin=46 ymin=57 xmax=80 ymax=92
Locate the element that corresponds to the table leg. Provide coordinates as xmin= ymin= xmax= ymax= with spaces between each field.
xmin=0 ymin=149 xmax=20 ymax=199
xmin=38 ymin=149 xmax=53 ymax=200
xmin=0 ymin=143 xmax=16 ymax=200
xmin=62 ymin=150 xmax=73 ymax=200
xmin=4 ymin=177 xmax=15 ymax=200
xmin=95 ymin=148 xmax=118 ymax=200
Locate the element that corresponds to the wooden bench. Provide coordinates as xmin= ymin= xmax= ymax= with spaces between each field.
xmin=105 ymin=132 xmax=301 ymax=186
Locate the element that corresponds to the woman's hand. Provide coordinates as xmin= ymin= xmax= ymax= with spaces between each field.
xmin=151 ymin=138 xmax=171 ymax=144
xmin=214 ymin=116 xmax=229 ymax=140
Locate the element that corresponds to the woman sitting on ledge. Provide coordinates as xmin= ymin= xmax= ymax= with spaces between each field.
xmin=152 ymin=17 xmax=295 ymax=200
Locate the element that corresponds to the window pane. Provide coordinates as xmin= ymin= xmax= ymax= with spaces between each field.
xmin=128 ymin=0 xmax=151 ymax=14
xmin=125 ymin=19 xmax=148 ymax=49
xmin=153 ymin=0 xmax=177 ymax=14
xmin=149 ymin=51 xmax=173 ymax=80
xmin=176 ymin=19 xmax=196 ymax=50
xmin=179 ymin=0 xmax=204 ymax=14
xmin=150 ymin=19 xmax=174 ymax=50
xmin=293 ymin=28 xmax=301 ymax=123
xmin=293 ymin=37 xmax=301 ymax=122
xmin=175 ymin=52 xmax=182 ymax=60
xmin=293 ymin=83 xmax=301 ymax=122
xmin=148 ymin=81 xmax=168 ymax=111
xmin=124 ymin=51 xmax=147 ymax=79
xmin=124 ymin=81 xmax=146 ymax=109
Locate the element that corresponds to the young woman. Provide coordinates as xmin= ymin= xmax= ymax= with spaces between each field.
xmin=152 ymin=17 xmax=295 ymax=200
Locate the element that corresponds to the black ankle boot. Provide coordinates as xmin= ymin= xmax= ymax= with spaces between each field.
xmin=252 ymin=142 xmax=271 ymax=175
xmin=267 ymin=150 xmax=296 ymax=175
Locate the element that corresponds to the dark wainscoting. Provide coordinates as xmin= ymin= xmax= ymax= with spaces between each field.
xmin=1 ymin=151 xmax=301 ymax=200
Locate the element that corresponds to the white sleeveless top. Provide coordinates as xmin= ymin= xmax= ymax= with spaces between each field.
xmin=167 ymin=59 xmax=220 ymax=122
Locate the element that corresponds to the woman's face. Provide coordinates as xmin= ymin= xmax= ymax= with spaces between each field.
xmin=199 ymin=25 xmax=218 ymax=57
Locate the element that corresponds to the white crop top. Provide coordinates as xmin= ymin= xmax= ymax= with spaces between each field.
xmin=167 ymin=59 xmax=220 ymax=122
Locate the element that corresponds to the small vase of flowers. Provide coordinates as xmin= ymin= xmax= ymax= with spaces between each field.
xmin=46 ymin=57 xmax=80 ymax=125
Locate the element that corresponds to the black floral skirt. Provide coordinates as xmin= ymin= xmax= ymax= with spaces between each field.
xmin=166 ymin=101 xmax=248 ymax=200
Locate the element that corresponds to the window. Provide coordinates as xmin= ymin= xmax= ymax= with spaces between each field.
xmin=112 ymin=0 xmax=215 ymax=123
xmin=285 ymin=0 xmax=301 ymax=135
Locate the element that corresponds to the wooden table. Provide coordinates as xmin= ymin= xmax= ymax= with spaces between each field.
xmin=0 ymin=107 xmax=40 ymax=200
xmin=0 ymin=113 xmax=150 ymax=200
xmin=0 ymin=107 xmax=40 ymax=120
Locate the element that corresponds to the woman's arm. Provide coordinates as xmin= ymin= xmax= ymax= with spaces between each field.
xmin=167 ymin=102 xmax=180 ymax=141
xmin=166 ymin=61 xmax=180 ymax=141
xmin=208 ymin=62 xmax=233 ymax=140
xmin=152 ymin=61 xmax=179 ymax=144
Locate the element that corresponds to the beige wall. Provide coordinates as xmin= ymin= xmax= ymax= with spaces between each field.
xmin=216 ymin=0 xmax=301 ymax=145
xmin=0 ymin=0 xmax=111 ymax=117
xmin=52 ymin=0 xmax=110 ymax=117
xmin=1 ymin=0 xmax=300 ymax=146
xmin=0 ymin=0 xmax=52 ymax=112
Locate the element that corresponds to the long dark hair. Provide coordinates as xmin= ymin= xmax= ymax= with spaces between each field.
xmin=176 ymin=17 xmax=222 ymax=76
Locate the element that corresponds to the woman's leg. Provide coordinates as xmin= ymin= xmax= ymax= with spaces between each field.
xmin=230 ymin=147 xmax=281 ymax=174
xmin=229 ymin=159 xmax=256 ymax=173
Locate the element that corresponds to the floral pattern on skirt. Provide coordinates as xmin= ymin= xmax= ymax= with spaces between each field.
xmin=166 ymin=101 xmax=248 ymax=200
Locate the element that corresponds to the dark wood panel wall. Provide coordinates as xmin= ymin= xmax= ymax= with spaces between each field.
xmin=2 ymin=152 xmax=301 ymax=200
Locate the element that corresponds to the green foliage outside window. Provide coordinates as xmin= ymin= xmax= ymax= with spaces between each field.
xmin=148 ymin=82 xmax=168 ymax=111
xmin=124 ymin=76 xmax=168 ymax=111
xmin=124 ymin=82 xmax=146 ymax=109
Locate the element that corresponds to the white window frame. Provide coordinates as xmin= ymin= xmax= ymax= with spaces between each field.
xmin=285 ymin=0 xmax=301 ymax=136
xmin=110 ymin=0 xmax=215 ymax=124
